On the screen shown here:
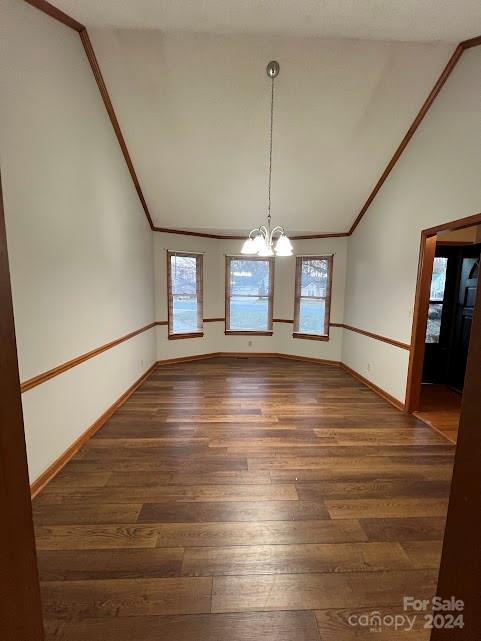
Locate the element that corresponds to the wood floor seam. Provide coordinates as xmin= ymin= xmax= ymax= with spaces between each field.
xmin=34 ymin=357 xmax=453 ymax=640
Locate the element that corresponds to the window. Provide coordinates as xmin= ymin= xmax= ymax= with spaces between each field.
xmin=167 ymin=251 xmax=203 ymax=338
xmin=426 ymin=256 xmax=448 ymax=344
xmin=225 ymin=256 xmax=274 ymax=334
xmin=293 ymin=256 xmax=333 ymax=339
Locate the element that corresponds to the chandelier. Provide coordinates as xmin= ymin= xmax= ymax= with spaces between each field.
xmin=241 ymin=61 xmax=293 ymax=257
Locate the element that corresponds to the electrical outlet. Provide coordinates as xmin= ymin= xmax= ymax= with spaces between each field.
xmin=248 ymin=340 xmax=253 ymax=347
xmin=367 ymin=363 xmax=372 ymax=372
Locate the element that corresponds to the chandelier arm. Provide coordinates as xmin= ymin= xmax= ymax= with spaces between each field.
xmin=269 ymin=226 xmax=285 ymax=244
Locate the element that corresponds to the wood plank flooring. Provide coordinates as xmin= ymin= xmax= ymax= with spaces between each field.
xmin=33 ymin=357 xmax=454 ymax=640
xmin=414 ymin=383 xmax=461 ymax=443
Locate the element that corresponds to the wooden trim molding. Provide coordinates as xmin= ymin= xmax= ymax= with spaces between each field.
xmin=422 ymin=211 xmax=481 ymax=238
xmin=225 ymin=331 xmax=274 ymax=336
xmin=18 ymin=318 xmax=411 ymax=395
xmin=29 ymin=352 xmax=409 ymax=496
xmin=79 ymin=30 xmax=154 ymax=229
xmin=292 ymin=333 xmax=329 ymax=341
xmin=405 ymin=234 xmax=437 ymax=412
xmin=21 ymin=322 xmax=156 ymax=393
xmin=291 ymin=232 xmax=350 ymax=240
xmin=154 ymin=227 xmax=245 ymax=240
xmin=340 ymin=363 xmax=405 ymax=411
xmin=24 ymin=1 xmax=154 ymax=230
xmin=293 ymin=254 xmax=333 ymax=340
xmin=349 ymin=42 xmax=465 ymax=234
xmin=24 ymin=0 xmax=84 ymax=31
xmin=167 ymin=250 xmax=203 ymax=337
xmin=30 ymin=362 xmax=157 ymax=497
xmin=341 ymin=323 xmax=411 ymax=350
xmin=168 ymin=332 xmax=204 ymax=340
xmin=225 ymin=255 xmax=275 ymax=333
xmin=461 ymin=34 xmax=481 ymax=48
xmin=405 ymin=210 xmax=481 ymax=413
xmin=153 ymin=227 xmax=349 ymax=240
xmin=157 ymin=353 xmax=221 ymax=366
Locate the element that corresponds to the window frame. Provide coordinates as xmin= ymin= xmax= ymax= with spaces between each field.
xmin=225 ymin=255 xmax=275 ymax=336
xmin=293 ymin=255 xmax=333 ymax=341
xmin=167 ymin=250 xmax=204 ymax=340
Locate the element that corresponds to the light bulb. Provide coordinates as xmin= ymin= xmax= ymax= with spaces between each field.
xmin=253 ymin=234 xmax=267 ymax=253
xmin=258 ymin=243 xmax=274 ymax=257
xmin=241 ymin=237 xmax=257 ymax=255
xmin=275 ymin=234 xmax=293 ymax=256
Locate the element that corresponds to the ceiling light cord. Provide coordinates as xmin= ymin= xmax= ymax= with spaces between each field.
xmin=267 ymin=75 xmax=275 ymax=231
xmin=241 ymin=60 xmax=292 ymax=258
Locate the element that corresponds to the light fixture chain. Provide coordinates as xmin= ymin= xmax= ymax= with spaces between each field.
xmin=241 ymin=61 xmax=292 ymax=257
xmin=268 ymin=74 xmax=275 ymax=228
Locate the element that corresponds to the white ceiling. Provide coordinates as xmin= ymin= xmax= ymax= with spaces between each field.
xmin=89 ymin=31 xmax=452 ymax=232
xmin=56 ymin=0 xmax=481 ymax=42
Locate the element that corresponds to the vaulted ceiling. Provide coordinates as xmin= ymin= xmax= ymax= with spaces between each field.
xmin=53 ymin=0 xmax=481 ymax=41
xmin=52 ymin=2 xmax=478 ymax=234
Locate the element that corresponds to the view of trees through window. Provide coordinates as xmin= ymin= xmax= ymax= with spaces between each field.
xmin=168 ymin=253 xmax=202 ymax=334
xmin=295 ymin=257 xmax=331 ymax=336
xmin=426 ymin=256 xmax=448 ymax=344
xmin=227 ymin=258 xmax=272 ymax=331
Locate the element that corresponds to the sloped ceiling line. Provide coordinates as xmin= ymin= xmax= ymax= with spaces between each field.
xmin=22 ymin=1 xmax=481 ymax=238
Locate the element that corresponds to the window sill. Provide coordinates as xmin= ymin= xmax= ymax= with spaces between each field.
xmin=168 ymin=332 xmax=204 ymax=340
xmin=293 ymin=332 xmax=329 ymax=341
xmin=225 ymin=330 xmax=274 ymax=336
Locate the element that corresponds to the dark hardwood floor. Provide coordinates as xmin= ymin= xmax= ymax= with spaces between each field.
xmin=33 ymin=357 xmax=454 ymax=640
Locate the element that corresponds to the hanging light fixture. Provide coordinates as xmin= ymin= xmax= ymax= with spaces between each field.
xmin=241 ymin=61 xmax=293 ymax=257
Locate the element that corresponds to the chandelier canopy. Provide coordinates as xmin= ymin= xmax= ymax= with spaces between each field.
xmin=241 ymin=61 xmax=293 ymax=258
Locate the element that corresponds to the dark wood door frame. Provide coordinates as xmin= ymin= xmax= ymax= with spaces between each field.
xmin=431 ymin=240 xmax=481 ymax=640
xmin=406 ymin=211 xmax=481 ymax=412
xmin=0 ymin=171 xmax=45 ymax=640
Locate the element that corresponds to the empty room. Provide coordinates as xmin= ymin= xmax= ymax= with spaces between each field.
xmin=2 ymin=1 xmax=481 ymax=640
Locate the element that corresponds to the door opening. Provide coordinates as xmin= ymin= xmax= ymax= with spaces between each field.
xmin=416 ymin=241 xmax=480 ymax=441
xmin=406 ymin=217 xmax=481 ymax=442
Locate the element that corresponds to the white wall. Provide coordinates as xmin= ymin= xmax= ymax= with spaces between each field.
xmin=0 ymin=0 xmax=156 ymax=482
xmin=343 ymin=46 xmax=481 ymax=403
xmin=154 ymin=232 xmax=347 ymax=362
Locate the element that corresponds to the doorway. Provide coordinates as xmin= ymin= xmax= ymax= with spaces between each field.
xmin=406 ymin=218 xmax=481 ymax=444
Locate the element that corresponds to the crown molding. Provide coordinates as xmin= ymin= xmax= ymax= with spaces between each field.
xmin=20 ymin=2 xmax=481 ymax=239
xmin=349 ymin=36 xmax=480 ymax=234
xmin=153 ymin=226 xmax=349 ymax=239
xmin=24 ymin=0 xmax=84 ymax=31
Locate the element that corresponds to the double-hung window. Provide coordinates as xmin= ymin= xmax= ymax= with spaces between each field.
xmin=293 ymin=255 xmax=333 ymax=339
xmin=225 ymin=256 xmax=274 ymax=334
xmin=167 ymin=251 xmax=203 ymax=338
